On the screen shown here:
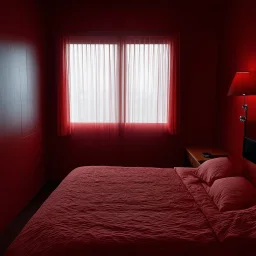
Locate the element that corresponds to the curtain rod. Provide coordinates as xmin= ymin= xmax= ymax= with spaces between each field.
xmin=62 ymin=30 xmax=179 ymax=37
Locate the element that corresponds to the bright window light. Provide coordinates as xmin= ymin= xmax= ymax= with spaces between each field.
xmin=68 ymin=42 xmax=170 ymax=124
xmin=69 ymin=44 xmax=118 ymax=123
xmin=125 ymin=44 xmax=169 ymax=123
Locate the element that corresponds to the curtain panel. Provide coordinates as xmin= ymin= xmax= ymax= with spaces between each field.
xmin=58 ymin=35 xmax=179 ymax=136
xmin=58 ymin=37 xmax=71 ymax=136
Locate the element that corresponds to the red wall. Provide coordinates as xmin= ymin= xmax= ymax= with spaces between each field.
xmin=217 ymin=0 xmax=256 ymax=157
xmin=0 ymin=1 xmax=46 ymax=231
xmin=44 ymin=2 xmax=227 ymax=179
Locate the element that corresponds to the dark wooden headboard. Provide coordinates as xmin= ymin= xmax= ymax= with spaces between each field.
xmin=243 ymin=137 xmax=256 ymax=164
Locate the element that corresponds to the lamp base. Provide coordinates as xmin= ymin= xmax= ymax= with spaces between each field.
xmin=240 ymin=96 xmax=248 ymax=137
xmin=240 ymin=116 xmax=246 ymax=122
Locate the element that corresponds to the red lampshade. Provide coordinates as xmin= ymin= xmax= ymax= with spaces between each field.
xmin=228 ymin=72 xmax=256 ymax=96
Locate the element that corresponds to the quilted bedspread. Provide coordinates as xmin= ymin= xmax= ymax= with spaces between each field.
xmin=6 ymin=166 xmax=220 ymax=255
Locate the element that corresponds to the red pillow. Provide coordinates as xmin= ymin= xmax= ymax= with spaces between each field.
xmin=196 ymin=157 xmax=244 ymax=185
xmin=209 ymin=177 xmax=255 ymax=212
xmin=245 ymin=161 xmax=256 ymax=187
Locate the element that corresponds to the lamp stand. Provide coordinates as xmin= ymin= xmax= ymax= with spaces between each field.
xmin=240 ymin=94 xmax=248 ymax=137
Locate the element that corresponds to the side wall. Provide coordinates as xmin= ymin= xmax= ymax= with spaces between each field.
xmin=0 ymin=1 xmax=46 ymax=231
xmin=217 ymin=0 xmax=256 ymax=156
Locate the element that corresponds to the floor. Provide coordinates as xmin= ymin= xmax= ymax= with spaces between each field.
xmin=0 ymin=182 xmax=59 ymax=255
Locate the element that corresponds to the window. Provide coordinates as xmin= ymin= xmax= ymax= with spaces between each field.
xmin=67 ymin=37 xmax=171 ymax=125
xmin=125 ymin=43 xmax=169 ymax=123
xmin=69 ymin=43 xmax=119 ymax=123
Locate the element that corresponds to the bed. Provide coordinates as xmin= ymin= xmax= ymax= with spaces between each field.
xmin=5 ymin=166 xmax=256 ymax=255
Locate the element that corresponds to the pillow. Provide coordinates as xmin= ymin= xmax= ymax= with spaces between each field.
xmin=209 ymin=177 xmax=256 ymax=212
xmin=202 ymin=182 xmax=210 ymax=194
xmin=196 ymin=157 xmax=244 ymax=185
xmin=245 ymin=161 xmax=256 ymax=187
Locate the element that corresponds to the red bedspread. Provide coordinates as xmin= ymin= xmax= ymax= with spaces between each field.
xmin=5 ymin=167 xmax=221 ymax=255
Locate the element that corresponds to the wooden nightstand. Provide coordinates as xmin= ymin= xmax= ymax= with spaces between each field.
xmin=185 ymin=147 xmax=229 ymax=168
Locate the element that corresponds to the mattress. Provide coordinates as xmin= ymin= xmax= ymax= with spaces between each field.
xmin=6 ymin=166 xmax=255 ymax=255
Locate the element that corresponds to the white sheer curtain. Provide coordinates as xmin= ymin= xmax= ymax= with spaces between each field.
xmin=67 ymin=37 xmax=171 ymax=127
xmin=69 ymin=42 xmax=119 ymax=123
xmin=125 ymin=39 xmax=170 ymax=124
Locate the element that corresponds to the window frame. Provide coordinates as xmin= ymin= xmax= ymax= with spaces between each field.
xmin=66 ymin=36 xmax=172 ymax=125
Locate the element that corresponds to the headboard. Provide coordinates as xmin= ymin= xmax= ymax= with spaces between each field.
xmin=243 ymin=137 xmax=256 ymax=164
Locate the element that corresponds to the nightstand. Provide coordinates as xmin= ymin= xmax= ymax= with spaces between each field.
xmin=185 ymin=147 xmax=229 ymax=168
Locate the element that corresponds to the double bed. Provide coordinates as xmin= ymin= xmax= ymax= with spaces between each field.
xmin=5 ymin=166 xmax=256 ymax=255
